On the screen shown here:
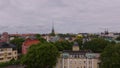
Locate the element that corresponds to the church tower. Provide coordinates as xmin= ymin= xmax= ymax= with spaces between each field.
xmin=104 ymin=28 xmax=109 ymax=35
xmin=51 ymin=22 xmax=55 ymax=36
xmin=72 ymin=42 xmax=80 ymax=51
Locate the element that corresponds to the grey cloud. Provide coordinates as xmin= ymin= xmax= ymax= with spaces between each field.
xmin=0 ymin=0 xmax=120 ymax=33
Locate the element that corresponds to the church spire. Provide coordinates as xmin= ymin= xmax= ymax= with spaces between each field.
xmin=51 ymin=22 xmax=55 ymax=36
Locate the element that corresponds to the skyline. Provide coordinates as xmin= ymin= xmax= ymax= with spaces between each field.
xmin=0 ymin=0 xmax=120 ymax=33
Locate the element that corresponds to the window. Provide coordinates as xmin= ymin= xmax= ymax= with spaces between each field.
xmin=0 ymin=49 xmax=4 ymax=51
xmin=0 ymin=58 xmax=3 ymax=60
xmin=64 ymin=66 xmax=67 ymax=68
xmin=7 ymin=57 xmax=11 ymax=59
xmin=14 ymin=57 xmax=17 ymax=59
xmin=0 ymin=53 xmax=3 ymax=56
xmin=15 ymin=52 xmax=17 ymax=54
xmin=75 ymin=55 xmax=77 ymax=58
xmin=8 ymin=53 xmax=11 ymax=55
xmin=84 ymin=61 xmax=86 ymax=63
xmin=89 ymin=60 xmax=92 ymax=65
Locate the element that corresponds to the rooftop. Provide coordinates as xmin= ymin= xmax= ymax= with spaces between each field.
xmin=0 ymin=42 xmax=16 ymax=49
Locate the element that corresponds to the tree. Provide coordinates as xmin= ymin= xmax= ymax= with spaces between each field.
xmin=116 ymin=36 xmax=120 ymax=41
xmin=21 ymin=43 xmax=59 ymax=68
xmin=10 ymin=38 xmax=24 ymax=53
xmin=100 ymin=44 xmax=120 ymax=68
xmin=57 ymin=33 xmax=76 ymax=38
xmin=83 ymin=38 xmax=111 ymax=53
xmin=54 ymin=41 xmax=73 ymax=51
xmin=35 ymin=34 xmax=46 ymax=43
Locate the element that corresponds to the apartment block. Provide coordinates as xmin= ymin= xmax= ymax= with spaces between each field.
xmin=0 ymin=42 xmax=17 ymax=62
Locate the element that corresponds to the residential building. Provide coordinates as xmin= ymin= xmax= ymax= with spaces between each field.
xmin=22 ymin=38 xmax=40 ymax=54
xmin=0 ymin=32 xmax=9 ymax=43
xmin=0 ymin=42 xmax=17 ymax=62
xmin=56 ymin=42 xmax=100 ymax=68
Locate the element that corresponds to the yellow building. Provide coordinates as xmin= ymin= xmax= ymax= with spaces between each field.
xmin=0 ymin=42 xmax=18 ymax=62
xmin=76 ymin=34 xmax=83 ymax=39
xmin=55 ymin=42 xmax=100 ymax=68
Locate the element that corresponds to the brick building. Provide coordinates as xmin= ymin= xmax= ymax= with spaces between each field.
xmin=22 ymin=39 xmax=40 ymax=54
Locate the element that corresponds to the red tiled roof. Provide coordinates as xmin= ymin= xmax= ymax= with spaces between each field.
xmin=23 ymin=39 xmax=40 ymax=46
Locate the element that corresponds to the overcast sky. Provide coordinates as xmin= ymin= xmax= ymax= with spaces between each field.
xmin=0 ymin=0 xmax=120 ymax=34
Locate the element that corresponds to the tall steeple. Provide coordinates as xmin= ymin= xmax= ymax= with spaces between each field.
xmin=105 ymin=28 xmax=109 ymax=35
xmin=51 ymin=22 xmax=55 ymax=36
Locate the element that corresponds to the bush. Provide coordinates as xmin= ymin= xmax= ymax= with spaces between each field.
xmin=0 ymin=59 xmax=20 ymax=67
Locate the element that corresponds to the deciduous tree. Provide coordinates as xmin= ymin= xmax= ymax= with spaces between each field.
xmin=100 ymin=44 xmax=120 ymax=68
xmin=10 ymin=38 xmax=24 ymax=53
xmin=83 ymin=38 xmax=110 ymax=53
xmin=21 ymin=43 xmax=59 ymax=68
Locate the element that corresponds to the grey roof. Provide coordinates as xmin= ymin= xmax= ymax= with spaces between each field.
xmin=62 ymin=50 xmax=98 ymax=59
xmin=0 ymin=42 xmax=16 ymax=49
xmin=63 ymin=50 xmax=92 ymax=54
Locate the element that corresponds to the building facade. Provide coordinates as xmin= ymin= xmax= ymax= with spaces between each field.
xmin=0 ymin=32 xmax=10 ymax=43
xmin=56 ymin=42 xmax=100 ymax=68
xmin=58 ymin=52 xmax=100 ymax=68
xmin=0 ymin=42 xmax=17 ymax=62
xmin=22 ymin=38 xmax=40 ymax=54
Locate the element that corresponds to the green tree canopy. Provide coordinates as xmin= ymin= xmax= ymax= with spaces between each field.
xmin=35 ymin=34 xmax=46 ymax=43
xmin=57 ymin=33 xmax=76 ymax=38
xmin=10 ymin=38 xmax=24 ymax=53
xmin=116 ymin=36 xmax=120 ymax=41
xmin=83 ymin=38 xmax=111 ymax=53
xmin=21 ymin=43 xmax=59 ymax=68
xmin=100 ymin=44 xmax=120 ymax=68
xmin=54 ymin=41 xmax=73 ymax=51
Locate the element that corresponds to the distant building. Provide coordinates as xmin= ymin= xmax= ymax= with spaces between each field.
xmin=0 ymin=42 xmax=17 ymax=62
xmin=22 ymin=39 xmax=40 ymax=54
xmin=56 ymin=42 xmax=100 ymax=68
xmin=100 ymin=30 xmax=120 ymax=40
xmin=0 ymin=32 xmax=9 ymax=43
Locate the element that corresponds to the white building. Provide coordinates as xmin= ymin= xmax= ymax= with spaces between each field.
xmin=55 ymin=42 xmax=100 ymax=68
xmin=0 ymin=42 xmax=18 ymax=62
